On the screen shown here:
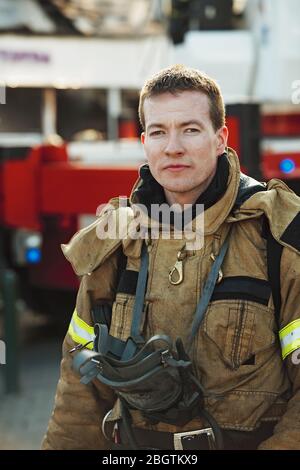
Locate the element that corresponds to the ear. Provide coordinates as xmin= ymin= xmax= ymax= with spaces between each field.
xmin=141 ymin=132 xmax=145 ymax=145
xmin=216 ymin=126 xmax=228 ymax=155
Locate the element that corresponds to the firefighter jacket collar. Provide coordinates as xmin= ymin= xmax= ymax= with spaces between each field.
xmin=131 ymin=151 xmax=230 ymax=215
xmin=61 ymin=147 xmax=300 ymax=276
xmin=130 ymin=147 xmax=241 ymax=236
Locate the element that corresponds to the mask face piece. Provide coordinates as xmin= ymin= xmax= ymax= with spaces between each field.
xmin=72 ymin=333 xmax=203 ymax=426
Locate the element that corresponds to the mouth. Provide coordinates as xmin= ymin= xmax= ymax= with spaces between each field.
xmin=164 ymin=164 xmax=190 ymax=172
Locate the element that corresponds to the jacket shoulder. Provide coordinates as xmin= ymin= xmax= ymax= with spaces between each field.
xmin=234 ymin=173 xmax=266 ymax=209
xmin=61 ymin=197 xmax=134 ymax=275
xmin=241 ymin=178 xmax=300 ymax=254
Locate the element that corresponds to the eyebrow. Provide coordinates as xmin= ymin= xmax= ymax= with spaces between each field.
xmin=147 ymin=120 xmax=204 ymax=131
xmin=180 ymin=120 xmax=204 ymax=129
xmin=147 ymin=123 xmax=164 ymax=131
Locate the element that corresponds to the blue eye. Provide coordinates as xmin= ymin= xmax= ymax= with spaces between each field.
xmin=185 ymin=128 xmax=199 ymax=133
xmin=150 ymin=130 xmax=164 ymax=136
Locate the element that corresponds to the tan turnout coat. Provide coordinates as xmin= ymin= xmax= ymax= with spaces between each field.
xmin=42 ymin=149 xmax=300 ymax=450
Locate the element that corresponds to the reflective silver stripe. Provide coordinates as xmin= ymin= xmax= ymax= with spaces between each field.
xmin=279 ymin=319 xmax=300 ymax=359
xmin=69 ymin=316 xmax=95 ymax=343
xmin=280 ymin=327 xmax=300 ymax=349
xmin=68 ymin=309 xmax=95 ymax=348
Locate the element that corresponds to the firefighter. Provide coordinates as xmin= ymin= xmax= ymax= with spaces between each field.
xmin=42 ymin=65 xmax=300 ymax=450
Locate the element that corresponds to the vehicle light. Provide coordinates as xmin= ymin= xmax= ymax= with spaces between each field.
xmin=25 ymin=247 xmax=41 ymax=264
xmin=279 ymin=158 xmax=296 ymax=174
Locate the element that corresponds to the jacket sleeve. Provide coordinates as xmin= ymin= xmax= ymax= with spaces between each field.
xmin=41 ymin=252 xmax=120 ymax=450
xmin=258 ymin=246 xmax=300 ymax=450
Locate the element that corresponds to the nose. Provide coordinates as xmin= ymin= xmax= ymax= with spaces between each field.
xmin=164 ymin=132 xmax=184 ymax=157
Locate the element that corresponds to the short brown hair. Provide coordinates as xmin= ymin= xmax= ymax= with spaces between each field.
xmin=138 ymin=64 xmax=225 ymax=132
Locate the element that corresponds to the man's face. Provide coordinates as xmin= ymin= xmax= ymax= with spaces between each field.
xmin=141 ymin=90 xmax=228 ymax=204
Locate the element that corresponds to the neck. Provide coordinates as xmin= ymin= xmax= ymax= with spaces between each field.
xmin=164 ymin=171 xmax=216 ymax=208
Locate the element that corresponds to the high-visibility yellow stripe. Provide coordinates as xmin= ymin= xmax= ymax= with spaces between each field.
xmin=68 ymin=309 xmax=95 ymax=349
xmin=68 ymin=324 xmax=94 ymax=350
xmin=279 ymin=319 xmax=300 ymax=360
xmin=72 ymin=309 xmax=94 ymax=335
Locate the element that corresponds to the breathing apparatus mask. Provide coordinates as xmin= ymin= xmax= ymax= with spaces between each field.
xmin=73 ymin=328 xmax=204 ymax=426
xmin=71 ymin=236 xmax=230 ymax=448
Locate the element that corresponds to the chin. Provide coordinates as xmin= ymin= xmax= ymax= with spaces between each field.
xmin=164 ymin=183 xmax=196 ymax=194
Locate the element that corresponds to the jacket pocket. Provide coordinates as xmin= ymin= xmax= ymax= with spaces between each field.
xmin=203 ymin=299 xmax=276 ymax=370
xmin=109 ymin=293 xmax=149 ymax=342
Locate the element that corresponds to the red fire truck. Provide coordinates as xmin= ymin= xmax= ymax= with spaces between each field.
xmin=0 ymin=0 xmax=299 ymax=313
